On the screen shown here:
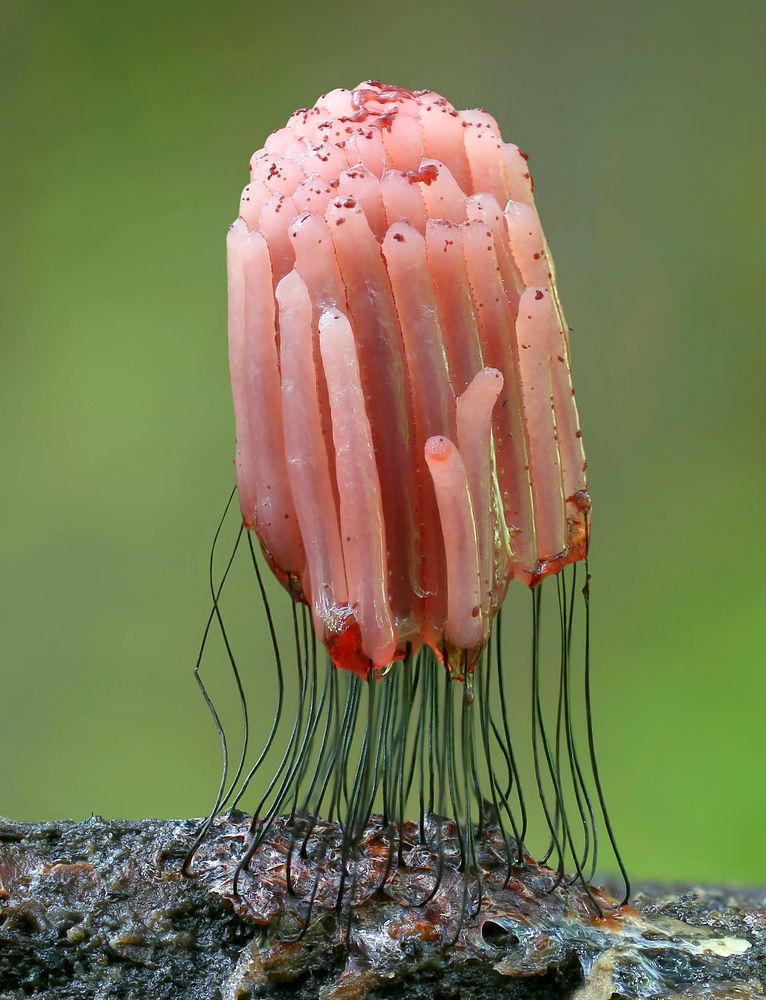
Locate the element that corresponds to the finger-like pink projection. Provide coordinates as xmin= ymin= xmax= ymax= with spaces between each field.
xmin=227 ymin=82 xmax=589 ymax=675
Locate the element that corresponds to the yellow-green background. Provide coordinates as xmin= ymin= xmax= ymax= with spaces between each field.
xmin=1 ymin=0 xmax=763 ymax=886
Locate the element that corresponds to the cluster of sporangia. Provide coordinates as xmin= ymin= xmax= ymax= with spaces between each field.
xmin=228 ymin=82 xmax=588 ymax=677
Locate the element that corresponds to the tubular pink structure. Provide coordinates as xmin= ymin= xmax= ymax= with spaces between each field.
xmin=227 ymin=82 xmax=588 ymax=676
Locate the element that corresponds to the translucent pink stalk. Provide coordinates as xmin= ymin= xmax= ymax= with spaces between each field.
xmin=382 ymin=221 xmax=454 ymax=643
xmin=461 ymin=218 xmax=535 ymax=573
xmin=276 ymin=270 xmax=347 ymax=635
xmin=318 ymin=309 xmax=396 ymax=666
xmin=227 ymin=221 xmax=303 ymax=578
xmin=325 ymin=196 xmax=423 ymax=648
xmin=424 ymin=221 xmax=484 ymax=394
xmin=456 ymin=368 xmax=504 ymax=625
xmin=257 ymin=194 xmax=297 ymax=284
xmin=516 ymin=287 xmax=566 ymax=562
xmin=425 ymin=436 xmax=482 ymax=652
xmin=504 ymin=200 xmax=551 ymax=287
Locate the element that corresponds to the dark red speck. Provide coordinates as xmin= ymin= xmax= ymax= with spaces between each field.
xmin=570 ymin=489 xmax=591 ymax=512
xmin=405 ymin=163 xmax=439 ymax=186
xmin=534 ymin=290 xmax=544 ymax=300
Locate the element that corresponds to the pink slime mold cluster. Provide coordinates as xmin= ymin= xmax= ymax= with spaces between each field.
xmin=227 ymin=82 xmax=588 ymax=676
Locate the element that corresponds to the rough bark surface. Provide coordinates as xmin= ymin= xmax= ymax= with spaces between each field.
xmin=0 ymin=816 xmax=763 ymax=1000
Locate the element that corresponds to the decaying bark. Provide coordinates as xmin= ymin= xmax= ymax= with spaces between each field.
xmin=0 ymin=815 xmax=763 ymax=999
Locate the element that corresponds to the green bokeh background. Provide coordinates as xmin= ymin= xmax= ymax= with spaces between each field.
xmin=1 ymin=0 xmax=763 ymax=885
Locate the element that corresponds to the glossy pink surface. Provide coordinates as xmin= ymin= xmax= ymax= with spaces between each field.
xmin=227 ymin=82 xmax=588 ymax=674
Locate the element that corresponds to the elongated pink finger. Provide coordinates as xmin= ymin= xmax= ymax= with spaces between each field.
xmin=239 ymin=179 xmax=270 ymax=230
xmin=382 ymin=221 xmax=454 ymax=642
xmin=417 ymin=95 xmax=471 ymax=193
xmin=504 ymin=200 xmax=551 ymax=287
xmin=226 ymin=220 xmax=255 ymax=525
xmin=457 ymin=368 xmax=504 ymax=622
xmin=424 ymin=220 xmax=484 ymax=394
xmin=466 ymin=193 xmax=523 ymax=304
xmin=461 ymin=110 xmax=508 ymax=205
xmin=326 ymin=196 xmax=423 ymax=645
xmin=228 ymin=223 xmax=303 ymax=575
xmin=381 ymin=223 xmax=454 ymax=442
xmin=516 ymin=287 xmax=566 ymax=563
xmin=462 ymin=218 xmax=535 ymax=573
xmin=501 ymin=143 xmax=535 ymax=206
xmin=289 ymin=212 xmax=346 ymax=310
xmin=381 ymin=111 xmax=424 ymax=171
xmin=319 ymin=309 xmax=396 ymax=666
xmin=276 ymin=270 xmax=348 ymax=634
xmin=416 ymin=160 xmax=466 ymax=224
xmin=425 ymin=436 xmax=483 ymax=652
xmin=257 ymin=194 xmax=297 ymax=284
xmin=337 ymin=164 xmax=387 ymax=240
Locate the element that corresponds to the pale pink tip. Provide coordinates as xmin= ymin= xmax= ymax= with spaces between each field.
xmin=227 ymin=81 xmax=588 ymax=672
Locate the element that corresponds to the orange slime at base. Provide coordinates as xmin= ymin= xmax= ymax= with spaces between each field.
xmin=227 ymin=82 xmax=588 ymax=676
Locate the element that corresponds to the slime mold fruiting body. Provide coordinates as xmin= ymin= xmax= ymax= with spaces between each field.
xmin=185 ymin=82 xmax=628 ymax=932
xmin=227 ymin=82 xmax=587 ymax=676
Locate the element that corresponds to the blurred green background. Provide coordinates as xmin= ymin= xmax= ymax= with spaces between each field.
xmin=1 ymin=0 xmax=764 ymax=886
